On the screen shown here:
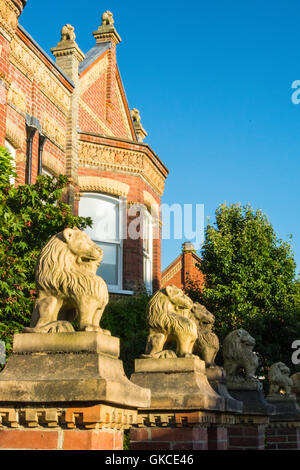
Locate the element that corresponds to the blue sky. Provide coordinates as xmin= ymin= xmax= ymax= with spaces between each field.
xmin=20 ymin=0 xmax=300 ymax=274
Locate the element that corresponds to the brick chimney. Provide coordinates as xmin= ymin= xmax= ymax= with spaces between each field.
xmin=182 ymin=242 xmax=196 ymax=289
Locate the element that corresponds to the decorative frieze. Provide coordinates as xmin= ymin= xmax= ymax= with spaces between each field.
xmin=0 ymin=0 xmax=19 ymax=39
xmin=42 ymin=151 xmax=65 ymax=176
xmin=0 ymin=404 xmax=137 ymax=430
xmin=5 ymin=117 xmax=25 ymax=149
xmin=42 ymin=114 xmax=65 ymax=149
xmin=78 ymin=141 xmax=166 ymax=196
xmin=161 ymin=260 xmax=182 ymax=285
xmin=7 ymin=83 xmax=27 ymax=113
xmin=10 ymin=34 xmax=71 ymax=114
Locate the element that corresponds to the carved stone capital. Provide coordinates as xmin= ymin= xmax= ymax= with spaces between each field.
xmin=0 ymin=0 xmax=26 ymax=40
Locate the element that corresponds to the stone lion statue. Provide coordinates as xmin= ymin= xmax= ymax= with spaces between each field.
xmin=268 ymin=362 xmax=294 ymax=397
xmin=131 ymin=109 xmax=141 ymax=125
xmin=61 ymin=24 xmax=76 ymax=42
xmin=141 ymin=285 xmax=197 ymax=359
xmin=102 ymin=11 xmax=114 ymax=26
xmin=23 ymin=227 xmax=109 ymax=334
xmin=191 ymin=303 xmax=219 ymax=367
xmin=222 ymin=329 xmax=261 ymax=389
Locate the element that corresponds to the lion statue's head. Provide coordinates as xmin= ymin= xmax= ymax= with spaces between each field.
xmin=191 ymin=303 xmax=219 ymax=365
xmin=102 ymin=11 xmax=114 ymax=26
xmin=222 ymin=329 xmax=261 ymax=389
xmin=268 ymin=362 xmax=294 ymax=396
xmin=61 ymin=24 xmax=76 ymax=42
xmin=146 ymin=285 xmax=194 ymax=327
xmin=223 ymin=329 xmax=256 ymax=361
xmin=36 ymin=227 xmax=104 ymax=297
xmin=191 ymin=303 xmax=215 ymax=331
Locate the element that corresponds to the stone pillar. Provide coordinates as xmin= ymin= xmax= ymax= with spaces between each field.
xmin=129 ymin=356 xmax=238 ymax=450
xmin=0 ymin=0 xmax=27 ymax=145
xmin=93 ymin=12 xmax=121 ymax=124
xmin=0 ymin=332 xmax=150 ymax=450
xmin=51 ymin=27 xmax=84 ymax=214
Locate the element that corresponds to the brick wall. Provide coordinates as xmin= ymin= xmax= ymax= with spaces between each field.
xmin=0 ymin=428 xmax=123 ymax=450
xmin=266 ymin=426 xmax=300 ymax=450
xmin=227 ymin=424 xmax=266 ymax=450
xmin=130 ymin=427 xmax=208 ymax=450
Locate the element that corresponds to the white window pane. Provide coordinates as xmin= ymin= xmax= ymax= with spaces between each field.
xmin=79 ymin=195 xmax=119 ymax=242
xmin=95 ymin=242 xmax=118 ymax=286
xmin=144 ymin=257 xmax=152 ymax=293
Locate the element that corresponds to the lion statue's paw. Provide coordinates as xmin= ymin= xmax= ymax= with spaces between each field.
xmin=140 ymin=350 xmax=177 ymax=360
xmin=23 ymin=321 xmax=75 ymax=334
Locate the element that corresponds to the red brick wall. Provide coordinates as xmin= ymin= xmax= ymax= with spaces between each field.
xmin=0 ymin=428 xmax=123 ymax=450
xmin=0 ymin=33 xmax=10 ymax=145
xmin=130 ymin=427 xmax=208 ymax=450
xmin=161 ymin=251 xmax=204 ymax=291
xmin=266 ymin=426 xmax=300 ymax=450
xmin=4 ymin=28 xmax=71 ymax=185
xmin=227 ymin=424 xmax=266 ymax=450
xmin=79 ymin=47 xmax=136 ymax=141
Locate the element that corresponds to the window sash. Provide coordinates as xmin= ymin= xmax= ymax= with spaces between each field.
xmin=79 ymin=193 xmax=124 ymax=291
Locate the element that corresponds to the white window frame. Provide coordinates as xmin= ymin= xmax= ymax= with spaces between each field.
xmin=41 ymin=167 xmax=55 ymax=178
xmin=5 ymin=140 xmax=16 ymax=185
xmin=143 ymin=208 xmax=153 ymax=294
xmin=79 ymin=193 xmax=126 ymax=294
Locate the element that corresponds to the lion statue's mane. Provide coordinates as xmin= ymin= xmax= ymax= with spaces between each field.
xmin=142 ymin=285 xmax=197 ymax=359
xmin=191 ymin=303 xmax=219 ymax=366
xmin=222 ymin=329 xmax=260 ymax=386
xmin=25 ymin=228 xmax=109 ymax=334
xmin=268 ymin=362 xmax=294 ymax=397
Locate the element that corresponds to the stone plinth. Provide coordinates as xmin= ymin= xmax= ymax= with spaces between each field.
xmin=130 ymin=357 xmax=225 ymax=411
xmin=0 ymin=332 xmax=150 ymax=408
xmin=227 ymin=380 xmax=275 ymax=416
xmin=0 ymin=332 xmax=150 ymax=450
xmin=266 ymin=394 xmax=300 ymax=422
xmin=206 ymin=366 xmax=243 ymax=414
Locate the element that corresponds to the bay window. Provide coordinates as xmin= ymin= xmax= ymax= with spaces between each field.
xmin=79 ymin=193 xmax=124 ymax=292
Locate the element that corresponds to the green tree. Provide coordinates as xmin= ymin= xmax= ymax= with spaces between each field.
xmin=0 ymin=147 xmax=92 ymax=354
xmin=186 ymin=203 xmax=300 ymax=369
xmin=101 ymin=293 xmax=150 ymax=376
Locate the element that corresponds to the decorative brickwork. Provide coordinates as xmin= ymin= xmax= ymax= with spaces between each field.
xmin=0 ymin=6 xmax=168 ymax=293
xmin=161 ymin=242 xmax=204 ymax=291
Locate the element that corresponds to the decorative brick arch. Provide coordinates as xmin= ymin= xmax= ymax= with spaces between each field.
xmin=78 ymin=176 xmax=130 ymax=197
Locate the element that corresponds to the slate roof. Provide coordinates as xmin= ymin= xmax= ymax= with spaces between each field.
xmin=79 ymin=41 xmax=111 ymax=74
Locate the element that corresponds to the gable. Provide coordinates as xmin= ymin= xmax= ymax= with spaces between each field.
xmin=79 ymin=44 xmax=136 ymax=140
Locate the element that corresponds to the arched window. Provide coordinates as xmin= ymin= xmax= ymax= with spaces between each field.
xmin=79 ymin=193 xmax=124 ymax=292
